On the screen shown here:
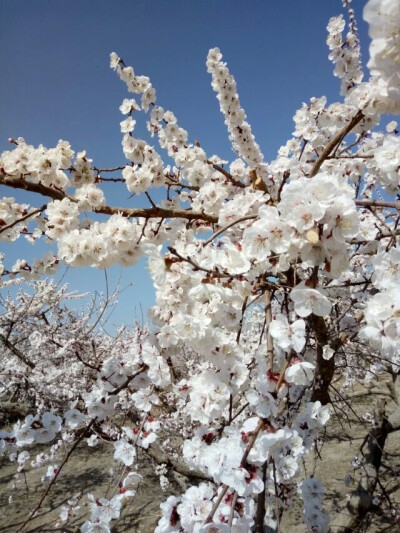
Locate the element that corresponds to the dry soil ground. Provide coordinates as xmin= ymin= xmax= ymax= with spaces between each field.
xmin=1 ymin=382 xmax=399 ymax=533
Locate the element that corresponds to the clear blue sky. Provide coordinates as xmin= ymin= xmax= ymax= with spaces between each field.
xmin=0 ymin=0 xmax=370 ymax=327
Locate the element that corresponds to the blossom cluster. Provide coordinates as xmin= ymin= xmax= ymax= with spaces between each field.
xmin=364 ymin=0 xmax=400 ymax=105
xmin=206 ymin=48 xmax=267 ymax=177
xmin=327 ymin=13 xmax=363 ymax=95
xmin=298 ymin=477 xmax=330 ymax=533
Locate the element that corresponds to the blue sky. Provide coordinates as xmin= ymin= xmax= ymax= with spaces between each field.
xmin=0 ymin=1 xmax=371 ymax=327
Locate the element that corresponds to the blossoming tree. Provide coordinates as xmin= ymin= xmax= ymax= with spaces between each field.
xmin=1 ymin=0 xmax=400 ymax=531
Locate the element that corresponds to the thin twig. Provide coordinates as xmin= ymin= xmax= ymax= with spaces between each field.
xmin=228 ymin=491 xmax=239 ymax=527
xmin=309 ymin=110 xmax=364 ymax=177
xmin=203 ymin=215 xmax=256 ymax=247
xmin=0 ymin=205 xmax=46 ymax=235
xmin=206 ymin=161 xmax=245 ymax=188
xmin=0 ymin=332 xmax=35 ymax=369
xmin=16 ymin=420 xmax=95 ymax=532
xmin=264 ymin=290 xmax=274 ymax=372
xmin=204 ymin=485 xmax=229 ymax=524
xmin=355 ymin=199 xmax=400 ymax=210
xmin=0 ymin=174 xmax=218 ymax=223
xmin=109 ymin=364 xmax=148 ymax=396
xmin=168 ymin=246 xmax=245 ymax=279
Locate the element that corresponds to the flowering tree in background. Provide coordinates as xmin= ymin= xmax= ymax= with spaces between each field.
xmin=1 ymin=0 xmax=400 ymax=531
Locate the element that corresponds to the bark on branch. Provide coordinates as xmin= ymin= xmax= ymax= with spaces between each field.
xmin=145 ymin=443 xmax=213 ymax=482
xmin=0 ymin=174 xmax=218 ymax=223
xmin=0 ymin=332 xmax=35 ymax=369
xmin=309 ymin=110 xmax=364 ymax=178
xmin=310 ymin=315 xmax=335 ymax=405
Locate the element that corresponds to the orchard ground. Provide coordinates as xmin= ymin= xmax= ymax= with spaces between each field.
xmin=1 ymin=377 xmax=399 ymax=533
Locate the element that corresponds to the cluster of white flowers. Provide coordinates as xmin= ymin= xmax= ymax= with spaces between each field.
xmin=0 ymin=197 xmax=31 ymax=242
xmin=70 ymin=150 xmax=95 ymax=187
xmin=74 ymin=183 xmax=106 ymax=210
xmin=366 ymin=133 xmax=400 ymax=194
xmin=206 ymin=48 xmax=267 ymax=177
xmin=364 ymin=0 xmax=400 ymax=105
xmin=360 ymin=246 xmax=400 ymax=365
xmin=81 ymin=478 xmax=138 ymax=533
xmin=0 ymin=138 xmax=73 ymax=189
xmin=156 ymin=483 xmax=255 ymax=533
xmin=56 ymin=214 xmax=146 ymax=268
xmin=110 ymin=52 xmax=156 ymax=111
xmin=46 ymin=197 xmax=79 ymax=239
xmin=298 ymin=477 xmax=330 ymax=533
xmin=327 ymin=12 xmax=363 ymax=95
xmin=241 ymin=170 xmax=360 ymax=281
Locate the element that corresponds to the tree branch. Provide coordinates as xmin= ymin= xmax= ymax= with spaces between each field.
xmin=0 ymin=332 xmax=35 ymax=369
xmin=16 ymin=419 xmax=95 ymax=532
xmin=0 ymin=174 xmax=218 ymax=223
xmin=145 ymin=443 xmax=213 ymax=482
xmin=355 ymin=199 xmax=400 ymax=210
xmin=202 ymin=215 xmax=256 ymax=247
xmin=206 ymin=160 xmax=245 ymax=188
xmin=309 ymin=110 xmax=364 ymax=178
xmin=0 ymin=205 xmax=46 ymax=235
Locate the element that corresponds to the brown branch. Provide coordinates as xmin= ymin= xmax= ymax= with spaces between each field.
xmin=355 ymin=199 xmax=400 ymax=210
xmin=98 ymin=205 xmax=217 ymax=223
xmin=95 ymin=176 xmax=125 ymax=183
xmin=165 ymin=179 xmax=200 ymax=192
xmin=16 ymin=419 xmax=95 ymax=532
xmin=326 ymin=154 xmax=373 ymax=159
xmin=74 ymin=350 xmax=101 ymax=371
xmin=203 ymin=350 xmax=294 ymax=526
xmin=272 ymin=459 xmax=281 ymax=533
xmin=309 ymin=110 xmax=364 ymax=178
xmin=0 ymin=205 xmax=46 ymax=235
xmin=254 ymin=461 xmax=268 ymax=533
xmin=264 ymin=290 xmax=274 ymax=372
xmin=203 ymin=215 xmax=256 ymax=247
xmin=241 ymin=419 xmax=265 ymax=467
xmin=0 ymin=174 xmax=218 ymax=223
xmin=1 ymin=174 xmax=65 ymax=201
xmin=310 ymin=315 xmax=334 ymax=405
xmin=277 ymin=170 xmax=290 ymax=202
xmin=0 ymin=332 xmax=35 ymax=369
xmin=236 ymin=296 xmax=249 ymax=345
xmin=145 ymin=443 xmax=213 ymax=482
xmin=204 ymin=418 xmax=266 ymax=524
xmin=145 ymin=191 xmax=157 ymax=208
xmin=109 ymin=364 xmax=148 ymax=396
xmin=275 ymin=353 xmax=294 ymax=393
xmin=228 ymin=491 xmax=239 ymax=527
xmin=204 ymin=485 xmax=230 ymax=524
xmin=92 ymin=165 xmax=126 ymax=173
xmin=231 ymin=401 xmax=250 ymax=422
xmin=307 ymin=266 xmax=336 ymax=405
xmin=168 ymin=246 xmax=243 ymax=279
xmin=206 ymin=160 xmax=245 ymax=188
xmin=351 ymin=228 xmax=400 ymax=244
